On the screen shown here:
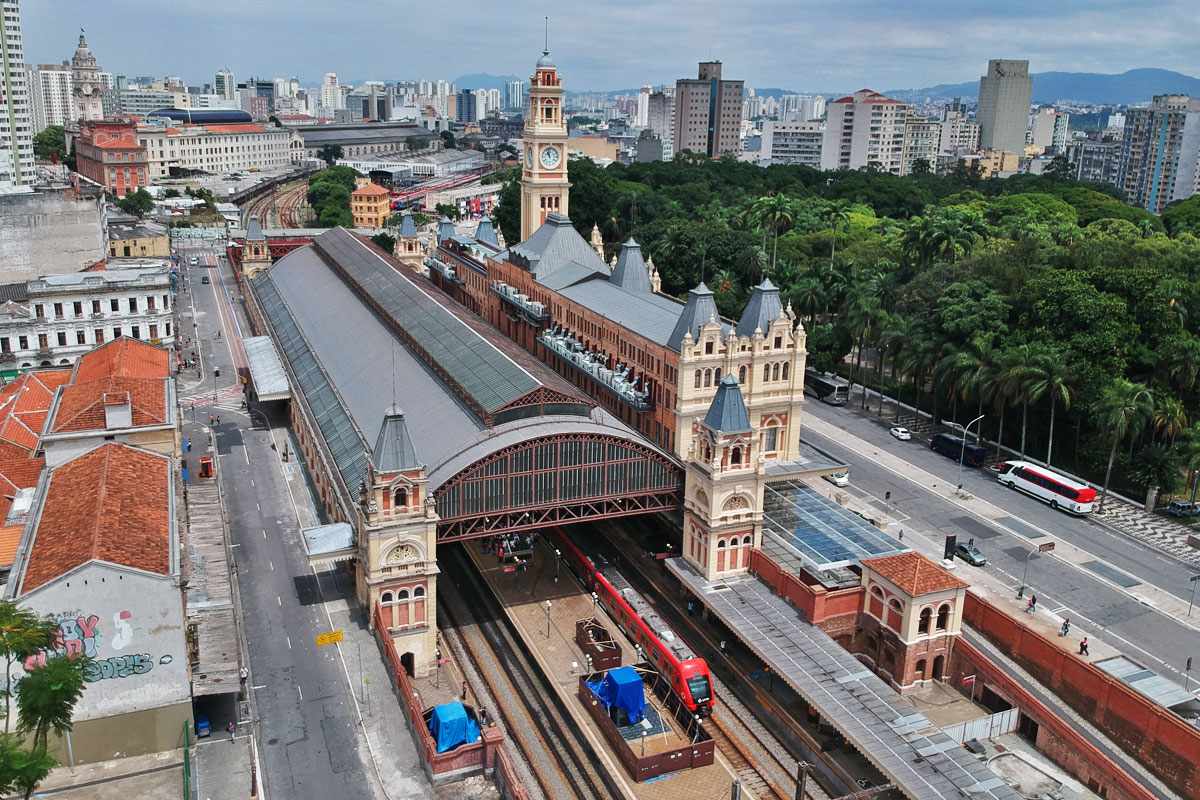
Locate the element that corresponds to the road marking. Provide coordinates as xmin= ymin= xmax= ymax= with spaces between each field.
xmin=277 ymin=595 xmax=282 ymax=607
xmin=251 ymin=479 xmax=255 ymax=488
xmin=286 ymin=635 xmax=292 ymax=649
xmin=252 ymin=684 xmax=267 ymax=690
xmin=296 ymin=684 xmax=303 ymax=700
xmin=244 ymin=447 xmax=250 ymax=465
xmin=269 ymin=561 xmax=274 ymax=572
xmin=262 ymin=529 xmax=267 ymax=539
xmin=257 ymin=503 xmax=261 ymax=512
xmin=230 ymin=543 xmax=241 ymax=548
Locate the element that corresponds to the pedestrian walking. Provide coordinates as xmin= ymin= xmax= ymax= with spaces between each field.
xmin=226 ymin=720 xmax=236 ymax=739
xmin=1078 ymin=637 xmax=1089 ymax=656
xmin=1025 ymin=594 xmax=1037 ymax=613
xmin=1060 ymin=618 xmax=1070 ymax=637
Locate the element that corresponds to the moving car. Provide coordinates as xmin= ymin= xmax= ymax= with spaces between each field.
xmin=889 ymin=426 xmax=912 ymax=441
xmin=954 ymin=540 xmax=987 ymax=566
xmin=823 ymin=471 xmax=850 ymax=487
xmin=201 ymin=276 xmax=210 ymax=285
xmin=189 ymin=256 xmax=199 ymax=265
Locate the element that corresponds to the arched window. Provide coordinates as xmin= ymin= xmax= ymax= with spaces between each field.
xmin=936 ymin=603 xmax=951 ymax=631
xmin=772 ymin=363 xmax=781 ymax=381
xmin=714 ymin=367 xmax=722 ymax=382
xmin=716 ymin=538 xmax=727 ymax=548
xmin=703 ymin=369 xmax=712 ymax=387
xmin=738 ymin=365 xmax=747 ymax=384
xmin=915 ymin=658 xmax=927 ymax=678
xmin=393 ymin=487 xmax=408 ymax=508
xmin=918 ymin=607 xmax=932 ymax=634
xmin=414 ymin=586 xmax=425 ymax=598
xmin=763 ymin=363 xmax=771 ymax=381
xmin=870 ymin=585 xmax=883 ymax=599
xmin=730 ymin=446 xmax=742 ymax=466
xmin=782 ymin=362 xmax=789 ymax=381
xmin=694 ymin=370 xmax=701 ymax=389
xmin=381 ymin=591 xmax=394 ymax=604
xmin=397 ymin=589 xmax=410 ymax=601
xmin=888 ymin=598 xmax=903 ymax=612
xmin=716 ymin=538 xmax=727 ymax=571
xmin=741 ymin=535 xmax=752 ymax=546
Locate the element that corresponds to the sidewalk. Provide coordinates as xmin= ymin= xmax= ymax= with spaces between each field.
xmin=20 ymin=749 xmax=183 ymax=800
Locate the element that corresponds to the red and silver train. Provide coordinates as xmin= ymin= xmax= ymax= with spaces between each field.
xmin=549 ymin=527 xmax=714 ymax=717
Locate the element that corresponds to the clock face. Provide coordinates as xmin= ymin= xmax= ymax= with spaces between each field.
xmin=540 ymin=145 xmax=561 ymax=169
xmin=525 ymin=147 xmax=533 ymax=168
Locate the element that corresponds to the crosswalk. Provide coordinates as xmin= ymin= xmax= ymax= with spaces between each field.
xmin=179 ymin=383 xmax=247 ymax=414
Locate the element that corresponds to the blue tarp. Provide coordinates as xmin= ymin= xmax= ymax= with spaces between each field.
xmin=427 ymin=701 xmax=480 ymax=753
xmin=587 ymin=666 xmax=646 ymax=724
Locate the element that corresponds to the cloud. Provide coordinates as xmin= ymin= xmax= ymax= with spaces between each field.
xmin=22 ymin=0 xmax=1200 ymax=92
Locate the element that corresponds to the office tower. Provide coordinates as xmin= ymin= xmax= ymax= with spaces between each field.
xmin=505 ymin=79 xmax=526 ymax=111
xmin=1119 ymin=94 xmax=1200 ymax=213
xmin=1068 ymin=138 xmax=1122 ymax=186
xmin=648 ymin=87 xmax=675 ymax=159
xmin=977 ymin=59 xmax=1031 ymax=154
xmin=673 ymin=61 xmax=744 ymax=158
xmin=30 ymin=64 xmax=74 ymax=133
xmin=457 ymin=89 xmax=477 ymax=123
xmin=760 ymin=120 xmax=823 ymax=167
xmin=636 ymin=85 xmax=651 ymax=127
xmin=820 ymin=89 xmax=910 ymax=174
xmin=214 ymin=69 xmax=236 ymax=101
xmin=319 ymin=73 xmax=341 ymax=113
xmin=1051 ymin=112 xmax=1070 ymax=151
xmin=0 ymin=1 xmax=33 ymax=187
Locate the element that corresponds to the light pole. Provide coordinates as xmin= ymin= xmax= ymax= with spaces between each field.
xmin=543 ymin=600 xmax=552 ymax=639
xmin=554 ymin=548 xmax=561 ymax=584
xmin=1189 ymin=574 xmax=1200 ymax=617
xmin=959 ymin=414 xmax=985 ymax=491
xmin=1019 ymin=549 xmax=1037 ymax=599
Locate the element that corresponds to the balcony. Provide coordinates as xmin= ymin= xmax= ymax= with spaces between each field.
xmin=424 ymin=256 xmax=462 ymax=286
xmin=491 ymin=281 xmax=549 ymax=327
xmin=540 ymin=328 xmax=654 ymax=412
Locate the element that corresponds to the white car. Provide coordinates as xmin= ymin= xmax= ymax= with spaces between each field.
xmin=823 ymin=471 xmax=849 ymax=487
xmin=889 ymin=426 xmax=912 ymax=441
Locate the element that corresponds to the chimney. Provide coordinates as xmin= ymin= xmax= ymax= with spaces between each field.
xmin=102 ymin=391 xmax=132 ymax=429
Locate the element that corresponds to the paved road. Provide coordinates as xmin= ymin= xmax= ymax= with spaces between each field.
xmin=802 ymin=399 xmax=1200 ymax=685
xmin=177 ymin=241 xmax=382 ymax=799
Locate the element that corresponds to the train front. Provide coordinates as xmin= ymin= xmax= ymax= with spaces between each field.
xmin=678 ymin=658 xmax=714 ymax=717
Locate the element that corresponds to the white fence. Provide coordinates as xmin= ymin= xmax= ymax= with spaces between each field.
xmin=940 ymin=708 xmax=1019 ymax=744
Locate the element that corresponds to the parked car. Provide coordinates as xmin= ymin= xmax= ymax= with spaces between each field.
xmin=201 ymin=276 xmax=210 ymax=285
xmin=1166 ymin=500 xmax=1200 ymax=518
xmin=955 ymin=540 xmax=987 ymax=566
xmin=189 ymin=256 xmax=199 ymax=265
xmin=823 ymin=471 xmax=849 ymax=487
xmin=889 ymin=426 xmax=912 ymax=441
xmin=194 ymin=714 xmax=211 ymax=738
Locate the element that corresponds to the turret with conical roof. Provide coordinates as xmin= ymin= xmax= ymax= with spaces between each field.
xmin=475 ymin=217 xmax=498 ymax=247
xmin=703 ymin=375 xmax=752 ymax=434
xmin=437 ymin=217 xmax=456 ymax=244
xmin=667 ymin=282 xmax=723 ymax=350
xmin=372 ymin=406 xmax=421 ymax=473
xmin=608 ymin=239 xmax=652 ymax=294
xmin=736 ymin=278 xmax=783 ymax=338
xmin=398 ymin=212 xmax=418 ymax=238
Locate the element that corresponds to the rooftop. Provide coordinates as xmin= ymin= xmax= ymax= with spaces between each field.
xmin=352 ymin=182 xmax=391 ymax=197
xmin=17 ymin=444 xmax=173 ymax=594
xmin=703 ymin=375 xmax=752 ymax=433
xmin=108 ymin=222 xmax=168 ymax=240
xmin=48 ymin=338 xmax=171 ymax=435
xmin=243 ymin=336 xmax=289 ymax=401
xmin=862 ymin=552 xmax=969 ymax=596
xmin=295 ymin=123 xmax=427 ymax=146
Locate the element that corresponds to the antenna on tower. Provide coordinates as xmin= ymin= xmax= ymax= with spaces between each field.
xmin=544 ymin=16 xmax=550 ymax=54
xmin=391 ymin=345 xmax=398 ymax=411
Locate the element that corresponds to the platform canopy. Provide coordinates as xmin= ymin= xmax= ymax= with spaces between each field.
xmin=301 ymin=522 xmax=355 ymax=568
xmin=243 ymin=336 xmax=290 ymax=402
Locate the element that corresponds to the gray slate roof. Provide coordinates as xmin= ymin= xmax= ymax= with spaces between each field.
xmin=508 ymin=213 xmax=611 ymax=291
xmin=475 ymin=217 xmax=498 ymax=247
xmin=666 ymin=283 xmax=724 ymax=350
xmin=372 ymin=406 xmax=421 ymax=472
xmin=0 ymin=282 xmax=29 ymax=303
xmin=557 ymin=278 xmax=685 ymax=347
xmin=609 ymin=239 xmax=651 ymax=294
xmin=703 ymin=375 xmax=752 ymax=433
xmin=736 ymin=278 xmax=783 ymax=338
xmin=245 ymin=218 xmax=265 ymax=242
xmin=243 ymin=336 xmax=290 ymax=401
xmin=437 ymin=217 xmax=455 ymax=243
xmin=398 ymin=212 xmax=417 ymax=238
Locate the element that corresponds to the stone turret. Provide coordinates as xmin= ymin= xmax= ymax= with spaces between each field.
xmin=590 ymin=223 xmax=604 ymax=259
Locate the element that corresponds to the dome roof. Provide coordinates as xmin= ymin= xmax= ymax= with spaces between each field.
xmin=536 ymin=50 xmax=556 ymax=69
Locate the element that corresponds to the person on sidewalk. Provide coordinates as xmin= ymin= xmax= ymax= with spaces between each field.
xmin=1025 ymin=594 xmax=1037 ymax=613
xmin=1060 ymin=618 xmax=1070 ymax=637
xmin=1078 ymin=637 xmax=1089 ymax=656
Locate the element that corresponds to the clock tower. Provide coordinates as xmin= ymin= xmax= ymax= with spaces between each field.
xmin=520 ymin=48 xmax=570 ymax=242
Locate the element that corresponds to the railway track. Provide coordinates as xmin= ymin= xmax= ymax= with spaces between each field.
xmin=438 ymin=544 xmax=621 ymax=800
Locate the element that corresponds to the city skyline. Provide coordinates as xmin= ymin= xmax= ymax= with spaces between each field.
xmin=22 ymin=0 xmax=1200 ymax=92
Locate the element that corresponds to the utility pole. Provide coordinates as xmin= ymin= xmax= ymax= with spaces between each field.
xmin=795 ymin=762 xmax=810 ymax=800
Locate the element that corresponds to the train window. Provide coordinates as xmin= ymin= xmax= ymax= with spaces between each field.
xmin=687 ymin=675 xmax=711 ymax=705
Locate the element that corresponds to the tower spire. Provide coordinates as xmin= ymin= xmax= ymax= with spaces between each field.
xmin=544 ymin=16 xmax=550 ymax=55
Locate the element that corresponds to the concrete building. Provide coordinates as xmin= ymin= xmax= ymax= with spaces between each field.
xmin=118 ymin=88 xmax=184 ymax=116
xmin=938 ymin=109 xmax=980 ymax=154
xmin=350 ymin=181 xmax=390 ymax=229
xmin=977 ymin=59 xmax=1031 ymax=155
xmin=636 ymin=85 xmax=651 ymax=127
xmin=0 ymin=188 xmax=106 ymax=282
xmin=902 ymin=115 xmax=941 ymax=175
xmin=504 ymin=79 xmax=525 ymax=111
xmin=74 ymin=119 xmax=150 ymax=197
xmin=348 ymin=83 xmax=392 ymax=122
xmin=137 ymin=121 xmax=291 ymax=180
xmin=30 ymin=63 xmax=74 ymax=134
xmin=214 ymin=68 xmax=235 ymax=102
xmin=759 ymin=119 xmax=823 ymax=167
xmin=292 ymin=122 xmax=430 ymax=161
xmin=1118 ymin=94 xmax=1200 ymax=213
xmin=647 ymin=87 xmax=675 ymax=160
xmin=319 ymin=72 xmax=341 ymax=114
xmin=107 ymin=220 xmax=169 ymax=257
xmin=69 ymin=31 xmax=105 ymax=122
xmin=1068 ymin=137 xmax=1121 ymax=186
xmin=456 ymin=88 xmax=477 ymax=123
xmin=820 ymin=89 xmax=910 ymax=174
xmin=0 ymin=265 xmax=176 ymax=370
xmin=0 ymin=0 xmax=34 ymax=188
xmin=1029 ymin=106 xmax=1069 ymax=153
xmin=673 ymin=62 xmax=744 ymax=158
xmin=635 ymin=128 xmax=663 ymax=163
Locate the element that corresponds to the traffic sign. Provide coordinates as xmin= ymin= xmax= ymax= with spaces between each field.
xmin=315 ymin=630 xmax=344 ymax=646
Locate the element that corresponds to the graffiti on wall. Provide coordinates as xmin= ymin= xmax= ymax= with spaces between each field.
xmin=23 ymin=609 xmax=172 ymax=683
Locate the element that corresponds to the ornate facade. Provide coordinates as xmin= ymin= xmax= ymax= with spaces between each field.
xmin=520 ymin=50 xmax=569 ymax=241
xmin=69 ymin=31 xmax=104 ymax=122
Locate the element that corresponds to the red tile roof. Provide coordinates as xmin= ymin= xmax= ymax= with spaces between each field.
xmin=0 ymin=370 xmax=69 ymax=446
xmin=20 ymin=444 xmax=171 ymax=593
xmin=0 ymin=440 xmax=47 ymax=520
xmin=51 ymin=339 xmax=170 ymax=435
xmin=353 ymin=182 xmax=391 ymax=197
xmin=861 ymin=552 xmax=968 ymax=597
xmin=0 ymin=524 xmax=22 ymax=568
xmin=72 ymin=337 xmax=169 ymax=383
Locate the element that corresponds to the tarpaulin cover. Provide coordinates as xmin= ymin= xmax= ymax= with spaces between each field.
xmin=427 ymin=701 xmax=480 ymax=753
xmin=587 ymin=666 xmax=645 ymax=724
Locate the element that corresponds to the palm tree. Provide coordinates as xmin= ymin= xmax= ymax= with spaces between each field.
xmin=1151 ymin=391 xmax=1188 ymax=444
xmin=880 ymin=315 xmax=916 ymax=420
xmin=789 ymin=276 xmax=825 ymax=330
xmin=1025 ymin=353 xmax=1074 ymax=466
xmin=843 ymin=275 xmax=883 ymax=409
xmin=1177 ymin=424 xmax=1200 ymax=502
xmin=749 ymin=193 xmax=795 ymax=274
xmin=942 ymin=338 xmax=998 ymax=441
xmin=995 ymin=345 xmax=1038 ymax=458
xmin=1094 ymin=379 xmax=1153 ymax=512
xmin=825 ymin=201 xmax=851 ymax=269
xmin=1164 ymin=335 xmax=1200 ymax=391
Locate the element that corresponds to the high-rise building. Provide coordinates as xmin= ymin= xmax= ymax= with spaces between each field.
xmin=647 ymin=87 xmax=675 ymax=160
xmin=0 ymin=1 xmax=33 ymax=188
xmin=1029 ymin=106 xmax=1058 ymax=152
xmin=69 ymin=31 xmax=105 ymax=122
xmin=673 ymin=61 xmax=744 ymax=158
xmin=976 ymin=59 xmax=1031 ymax=155
xmin=1118 ymin=94 xmax=1200 ymax=213
xmin=939 ymin=108 xmax=980 ymax=154
xmin=901 ymin=114 xmax=941 ymax=175
xmin=820 ymin=89 xmax=909 ymax=174
xmin=636 ymin=85 xmax=651 ymax=127
xmin=214 ymin=69 xmax=236 ymax=101
xmin=519 ymin=48 xmax=569 ymax=240
xmin=1051 ymin=111 xmax=1071 ymax=152
xmin=29 ymin=64 xmax=75 ymax=134
xmin=456 ymin=89 xmax=477 ymax=123
xmin=505 ymin=79 xmax=526 ymax=111
xmin=1068 ymin=138 xmax=1122 ymax=186
xmin=760 ymin=120 xmax=823 ymax=167
xmin=319 ymin=73 xmax=341 ymax=113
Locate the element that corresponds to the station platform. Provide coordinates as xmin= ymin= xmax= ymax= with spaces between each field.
xmin=666 ymin=557 xmax=1022 ymax=800
xmin=464 ymin=536 xmax=741 ymax=800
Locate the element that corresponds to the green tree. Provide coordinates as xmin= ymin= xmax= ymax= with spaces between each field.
xmin=1093 ymin=379 xmax=1153 ymax=512
xmin=1025 ymin=351 xmax=1074 ymax=466
xmin=1130 ymin=443 xmax=1184 ymax=497
xmin=995 ymin=344 xmax=1039 ymax=458
xmin=435 ymin=202 xmax=460 ymax=221
xmin=116 ymin=188 xmax=154 ymax=217
xmin=317 ymin=144 xmax=343 ymax=165
xmin=371 ymin=232 xmax=396 ymax=253
xmin=748 ymin=193 xmax=795 ymax=274
xmin=439 ymin=130 xmax=456 ymax=150
xmin=32 ymin=126 xmax=67 ymax=163
xmin=824 ymin=200 xmax=851 ymax=269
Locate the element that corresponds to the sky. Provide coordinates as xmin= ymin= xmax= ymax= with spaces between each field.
xmin=24 ymin=0 xmax=1200 ymax=93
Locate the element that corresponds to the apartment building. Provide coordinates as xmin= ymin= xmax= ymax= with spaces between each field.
xmin=29 ymin=63 xmax=74 ymax=134
xmin=0 ymin=0 xmax=34 ymax=188
xmin=137 ymin=122 xmax=292 ymax=180
xmin=1068 ymin=137 xmax=1122 ymax=186
xmin=820 ymin=89 xmax=910 ymax=174
xmin=0 ymin=266 xmax=175 ymax=370
xmin=673 ymin=61 xmax=744 ymax=158
xmin=647 ymin=87 xmax=675 ymax=159
xmin=939 ymin=109 xmax=980 ymax=154
xmin=350 ymin=181 xmax=390 ymax=228
xmin=1118 ymin=94 xmax=1200 ymax=213
xmin=760 ymin=120 xmax=823 ymax=167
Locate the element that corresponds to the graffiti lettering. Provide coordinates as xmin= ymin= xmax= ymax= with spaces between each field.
xmin=83 ymin=654 xmax=154 ymax=682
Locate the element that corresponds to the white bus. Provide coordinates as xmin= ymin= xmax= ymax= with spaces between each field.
xmin=995 ymin=461 xmax=1097 ymax=515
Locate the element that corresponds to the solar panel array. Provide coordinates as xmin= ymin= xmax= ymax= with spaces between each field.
xmin=763 ymin=480 xmax=907 ymax=571
xmin=313 ymin=229 xmax=539 ymax=415
xmin=255 ymin=276 xmax=370 ymax=492
xmin=668 ymin=562 xmax=1022 ymax=800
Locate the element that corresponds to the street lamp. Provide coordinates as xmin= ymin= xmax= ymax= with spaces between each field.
xmin=554 ymin=548 xmax=561 ymax=584
xmin=543 ymin=600 xmax=552 ymax=639
xmin=1188 ymin=574 xmax=1200 ymax=617
xmin=1018 ymin=548 xmax=1037 ymax=599
xmin=959 ymin=414 xmax=985 ymax=491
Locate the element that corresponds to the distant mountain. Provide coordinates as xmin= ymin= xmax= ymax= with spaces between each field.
xmin=885 ymin=68 xmax=1200 ymax=105
xmin=455 ymin=73 xmax=521 ymax=91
